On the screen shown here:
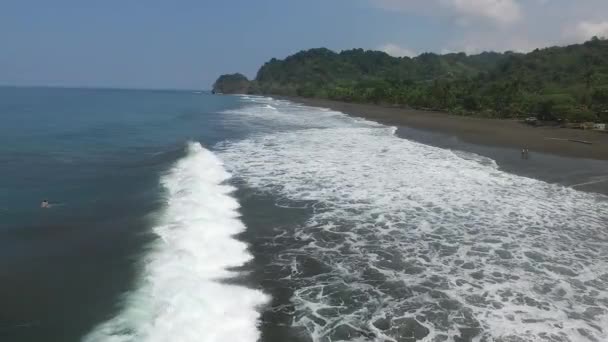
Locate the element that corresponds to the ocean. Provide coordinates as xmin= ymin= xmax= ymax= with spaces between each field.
xmin=1 ymin=87 xmax=607 ymax=342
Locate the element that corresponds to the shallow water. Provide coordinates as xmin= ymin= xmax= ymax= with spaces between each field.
xmin=219 ymin=96 xmax=608 ymax=342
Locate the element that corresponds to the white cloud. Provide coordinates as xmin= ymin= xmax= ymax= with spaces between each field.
xmin=572 ymin=21 xmax=608 ymax=41
xmin=442 ymin=0 xmax=522 ymax=24
xmin=370 ymin=0 xmax=521 ymax=25
xmin=379 ymin=43 xmax=417 ymax=57
xmin=369 ymin=0 xmax=608 ymax=54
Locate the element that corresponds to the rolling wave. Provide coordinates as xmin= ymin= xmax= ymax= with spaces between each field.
xmin=84 ymin=142 xmax=268 ymax=342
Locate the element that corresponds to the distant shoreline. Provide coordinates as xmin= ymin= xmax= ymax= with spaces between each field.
xmin=279 ymin=96 xmax=608 ymax=161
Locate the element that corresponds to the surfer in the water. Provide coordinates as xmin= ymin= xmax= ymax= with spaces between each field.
xmin=40 ymin=200 xmax=49 ymax=208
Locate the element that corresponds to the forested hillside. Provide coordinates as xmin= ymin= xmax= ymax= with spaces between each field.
xmin=216 ymin=37 xmax=608 ymax=122
xmin=212 ymin=73 xmax=251 ymax=94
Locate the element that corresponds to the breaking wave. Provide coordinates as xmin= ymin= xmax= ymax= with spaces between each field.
xmin=84 ymin=142 xmax=268 ymax=342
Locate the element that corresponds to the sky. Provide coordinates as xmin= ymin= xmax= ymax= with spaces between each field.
xmin=1 ymin=0 xmax=607 ymax=89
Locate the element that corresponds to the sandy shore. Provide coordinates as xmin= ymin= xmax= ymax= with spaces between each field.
xmin=279 ymin=97 xmax=608 ymax=195
xmin=286 ymin=97 xmax=608 ymax=161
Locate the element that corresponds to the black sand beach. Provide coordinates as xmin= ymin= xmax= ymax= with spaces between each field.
xmin=283 ymin=97 xmax=608 ymax=196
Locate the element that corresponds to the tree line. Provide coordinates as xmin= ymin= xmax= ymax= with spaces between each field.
xmin=215 ymin=37 xmax=608 ymax=123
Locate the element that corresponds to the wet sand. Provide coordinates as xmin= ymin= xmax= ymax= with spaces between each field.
xmin=281 ymin=97 xmax=608 ymax=196
xmin=286 ymin=98 xmax=608 ymax=160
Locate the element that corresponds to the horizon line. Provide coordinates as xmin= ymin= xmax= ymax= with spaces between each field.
xmin=0 ymin=84 xmax=211 ymax=92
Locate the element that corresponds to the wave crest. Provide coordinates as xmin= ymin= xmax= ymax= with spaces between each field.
xmin=85 ymin=142 xmax=268 ymax=342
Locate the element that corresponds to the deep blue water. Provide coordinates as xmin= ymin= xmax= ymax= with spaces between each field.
xmin=0 ymin=87 xmax=246 ymax=341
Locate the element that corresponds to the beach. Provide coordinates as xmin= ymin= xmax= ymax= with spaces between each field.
xmin=3 ymin=89 xmax=607 ymax=342
xmin=283 ymin=97 xmax=608 ymax=196
xmin=287 ymin=97 xmax=608 ymax=160
xmin=221 ymin=96 xmax=608 ymax=342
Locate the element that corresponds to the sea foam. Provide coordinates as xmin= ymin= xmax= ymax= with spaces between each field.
xmin=218 ymin=97 xmax=608 ymax=342
xmin=84 ymin=142 xmax=268 ymax=342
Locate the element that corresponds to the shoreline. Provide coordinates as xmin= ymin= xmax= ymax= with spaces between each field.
xmin=282 ymin=97 xmax=608 ymax=161
xmin=277 ymin=96 xmax=608 ymax=196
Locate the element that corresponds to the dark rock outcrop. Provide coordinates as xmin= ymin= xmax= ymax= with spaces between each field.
xmin=212 ymin=73 xmax=251 ymax=94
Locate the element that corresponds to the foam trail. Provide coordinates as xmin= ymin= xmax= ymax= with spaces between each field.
xmin=84 ymin=142 xmax=268 ymax=342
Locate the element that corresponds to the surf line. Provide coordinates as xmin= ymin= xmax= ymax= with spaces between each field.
xmin=571 ymin=175 xmax=608 ymax=188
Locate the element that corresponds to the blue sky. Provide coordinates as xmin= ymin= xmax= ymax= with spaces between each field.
xmin=1 ymin=0 xmax=607 ymax=89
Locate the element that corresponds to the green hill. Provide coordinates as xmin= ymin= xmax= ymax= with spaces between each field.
xmin=254 ymin=48 xmax=508 ymax=97
xmin=215 ymin=37 xmax=608 ymax=122
xmin=212 ymin=73 xmax=251 ymax=94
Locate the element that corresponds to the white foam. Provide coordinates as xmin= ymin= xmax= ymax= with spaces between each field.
xmin=222 ymin=96 xmax=381 ymax=135
xmin=84 ymin=142 xmax=268 ymax=342
xmin=217 ymin=99 xmax=608 ymax=341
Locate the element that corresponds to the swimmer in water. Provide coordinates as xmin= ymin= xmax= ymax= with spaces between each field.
xmin=41 ymin=200 xmax=49 ymax=208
